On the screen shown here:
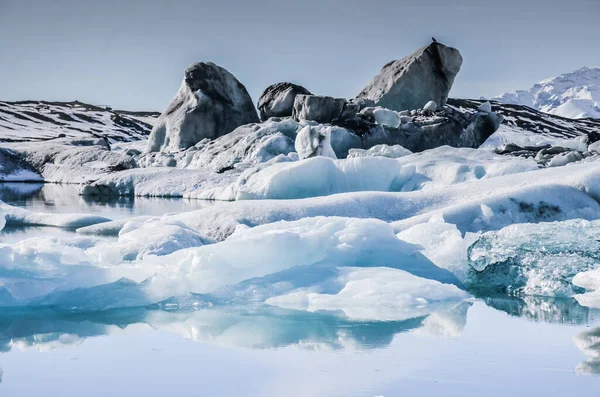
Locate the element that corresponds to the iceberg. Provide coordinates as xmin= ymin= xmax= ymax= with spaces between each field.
xmin=265 ymin=266 xmax=469 ymax=321
xmin=467 ymin=219 xmax=600 ymax=297
xmin=573 ymin=269 xmax=600 ymax=309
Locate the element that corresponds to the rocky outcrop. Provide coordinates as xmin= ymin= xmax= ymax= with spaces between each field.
xmin=494 ymin=143 xmax=599 ymax=167
xmin=148 ymin=62 xmax=259 ymax=153
xmin=332 ymin=103 xmax=503 ymax=153
xmin=356 ymin=41 xmax=463 ymax=111
xmin=258 ymin=82 xmax=312 ymax=121
xmin=292 ymin=95 xmax=348 ymax=123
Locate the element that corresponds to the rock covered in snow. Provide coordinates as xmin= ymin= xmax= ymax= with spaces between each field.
xmin=293 ymin=95 xmax=352 ymax=123
xmin=257 ymin=82 xmax=312 ymax=121
xmin=356 ymin=41 xmax=463 ymax=111
xmin=295 ymin=125 xmax=337 ymax=160
xmin=147 ymin=62 xmax=259 ymax=153
xmin=0 ymin=138 xmax=137 ymax=184
xmin=0 ymin=148 xmax=42 ymax=182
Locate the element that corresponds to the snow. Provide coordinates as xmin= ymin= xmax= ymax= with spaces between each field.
xmin=0 ymin=101 xmax=156 ymax=142
xmin=493 ymin=66 xmax=600 ymax=119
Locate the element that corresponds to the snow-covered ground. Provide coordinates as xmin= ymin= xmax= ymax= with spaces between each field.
xmin=0 ymin=100 xmax=157 ymax=142
xmin=493 ymin=67 xmax=600 ymax=119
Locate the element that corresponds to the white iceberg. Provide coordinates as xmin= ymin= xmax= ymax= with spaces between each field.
xmin=265 ymin=266 xmax=469 ymax=321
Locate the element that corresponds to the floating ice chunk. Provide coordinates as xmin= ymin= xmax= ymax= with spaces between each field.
xmin=0 ymin=235 xmax=110 ymax=300
xmin=137 ymin=216 xmax=461 ymax=295
xmin=347 ymin=144 xmax=412 ymax=159
xmin=95 ymin=219 xmax=215 ymax=261
xmin=573 ymin=269 xmax=600 ymax=309
xmin=423 ymin=101 xmax=438 ymax=111
xmin=397 ymin=215 xmax=479 ymax=280
xmin=373 ymin=107 xmax=401 ymax=128
xmin=0 ymin=203 xmax=111 ymax=229
xmin=234 ymin=156 xmax=416 ymax=200
xmin=265 ymin=267 xmax=469 ymax=321
xmin=467 ymin=219 xmax=600 ymax=297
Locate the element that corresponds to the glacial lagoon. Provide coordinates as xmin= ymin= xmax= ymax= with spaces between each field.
xmin=0 ymin=184 xmax=598 ymax=397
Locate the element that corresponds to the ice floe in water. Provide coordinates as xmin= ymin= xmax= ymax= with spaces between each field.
xmin=467 ymin=219 xmax=600 ymax=297
xmin=265 ymin=266 xmax=469 ymax=321
xmin=0 ymin=216 xmax=465 ymax=317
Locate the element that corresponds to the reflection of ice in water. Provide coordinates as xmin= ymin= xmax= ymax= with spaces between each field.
xmin=415 ymin=301 xmax=472 ymax=338
xmin=0 ymin=302 xmax=475 ymax=354
xmin=573 ymin=327 xmax=600 ymax=375
xmin=0 ymin=182 xmax=218 ymax=220
xmin=480 ymin=294 xmax=600 ymax=325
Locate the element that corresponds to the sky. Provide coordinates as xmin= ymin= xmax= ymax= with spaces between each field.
xmin=1 ymin=0 xmax=599 ymax=111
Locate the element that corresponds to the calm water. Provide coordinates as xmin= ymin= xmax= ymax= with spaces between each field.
xmin=0 ymin=183 xmax=599 ymax=396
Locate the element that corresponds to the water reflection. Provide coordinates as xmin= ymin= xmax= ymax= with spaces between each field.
xmin=0 ymin=182 xmax=218 ymax=219
xmin=0 ymin=305 xmax=473 ymax=353
xmin=574 ymin=327 xmax=600 ymax=375
xmin=477 ymin=294 xmax=600 ymax=325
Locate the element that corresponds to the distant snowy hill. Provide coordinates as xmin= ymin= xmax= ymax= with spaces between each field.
xmin=492 ymin=67 xmax=600 ymax=120
xmin=448 ymin=98 xmax=600 ymax=145
xmin=0 ymin=100 xmax=159 ymax=143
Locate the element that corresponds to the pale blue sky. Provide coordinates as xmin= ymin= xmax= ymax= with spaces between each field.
xmin=1 ymin=0 xmax=599 ymax=111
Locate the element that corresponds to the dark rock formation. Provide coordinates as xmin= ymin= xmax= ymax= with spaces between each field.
xmin=356 ymin=42 xmax=463 ymax=111
xmin=292 ymin=95 xmax=349 ymax=123
xmin=148 ymin=62 xmax=259 ymax=153
xmin=257 ymin=82 xmax=312 ymax=121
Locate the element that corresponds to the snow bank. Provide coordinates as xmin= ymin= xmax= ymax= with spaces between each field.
xmin=265 ymin=266 xmax=469 ymax=321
